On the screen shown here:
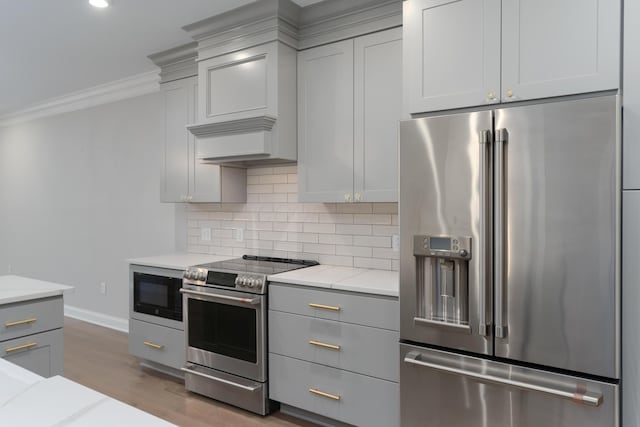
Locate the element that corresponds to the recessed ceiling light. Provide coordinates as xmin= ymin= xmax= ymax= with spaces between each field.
xmin=89 ymin=0 xmax=110 ymax=8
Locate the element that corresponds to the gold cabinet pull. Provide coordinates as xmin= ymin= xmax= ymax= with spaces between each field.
xmin=308 ymin=303 xmax=340 ymax=312
xmin=309 ymin=340 xmax=341 ymax=351
xmin=309 ymin=388 xmax=341 ymax=401
xmin=5 ymin=342 xmax=37 ymax=353
xmin=5 ymin=317 xmax=37 ymax=327
xmin=143 ymin=341 xmax=164 ymax=349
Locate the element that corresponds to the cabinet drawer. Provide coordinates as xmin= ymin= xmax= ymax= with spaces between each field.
xmin=270 ymin=354 xmax=398 ymax=427
xmin=129 ymin=319 xmax=185 ymax=369
xmin=269 ymin=311 xmax=398 ymax=382
xmin=269 ymin=284 xmax=398 ymax=331
xmin=2 ymin=329 xmax=63 ymax=377
xmin=0 ymin=297 xmax=63 ymax=342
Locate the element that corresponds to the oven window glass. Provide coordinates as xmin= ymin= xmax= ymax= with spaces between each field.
xmin=188 ymin=299 xmax=257 ymax=363
xmin=138 ymin=281 xmax=169 ymax=307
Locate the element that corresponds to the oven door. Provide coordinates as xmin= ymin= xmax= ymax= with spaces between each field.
xmin=181 ymin=284 xmax=266 ymax=382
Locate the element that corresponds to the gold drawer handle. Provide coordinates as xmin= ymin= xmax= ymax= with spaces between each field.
xmin=309 ymin=388 xmax=341 ymax=401
xmin=143 ymin=341 xmax=164 ymax=350
xmin=5 ymin=318 xmax=37 ymax=327
xmin=6 ymin=342 xmax=37 ymax=353
xmin=308 ymin=303 xmax=340 ymax=312
xmin=309 ymin=340 xmax=341 ymax=351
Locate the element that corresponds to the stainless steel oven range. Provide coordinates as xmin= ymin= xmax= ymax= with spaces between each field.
xmin=181 ymin=255 xmax=318 ymax=415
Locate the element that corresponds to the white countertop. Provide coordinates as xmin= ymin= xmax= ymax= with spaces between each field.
xmin=127 ymin=253 xmax=234 ymax=270
xmin=0 ymin=275 xmax=74 ymax=305
xmin=268 ymin=265 xmax=399 ymax=297
xmin=0 ymin=358 xmax=175 ymax=426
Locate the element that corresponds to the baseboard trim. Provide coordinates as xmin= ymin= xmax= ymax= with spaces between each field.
xmin=0 ymin=70 xmax=160 ymax=127
xmin=64 ymin=305 xmax=129 ymax=333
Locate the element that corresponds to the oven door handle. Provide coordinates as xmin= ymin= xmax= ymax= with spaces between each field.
xmin=179 ymin=288 xmax=261 ymax=305
xmin=182 ymin=365 xmax=261 ymax=392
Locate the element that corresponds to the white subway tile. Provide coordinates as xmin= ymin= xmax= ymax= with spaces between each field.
xmin=372 ymin=248 xmax=400 ymax=260
xmin=318 ymin=234 xmax=353 ymax=245
xmin=318 ymin=255 xmax=354 ymax=267
xmin=372 ymin=225 xmax=400 ymax=236
xmin=392 ymin=214 xmax=399 ymax=225
xmin=303 ymin=203 xmax=337 ymax=213
xmin=246 ymin=222 xmax=274 ymax=231
xmin=260 ymin=193 xmax=288 ymax=203
xmin=199 ymin=220 xmax=221 ymax=228
xmin=243 ymin=230 xmax=259 ymax=240
xmin=274 ymin=241 xmax=304 ymax=252
xmin=288 ymin=232 xmax=319 ymax=243
xmin=217 ymin=238 xmax=247 ymax=248
xmin=258 ymin=231 xmax=288 ymax=241
xmin=247 ymin=184 xmax=274 ymax=194
xmin=272 ymin=165 xmax=297 ymax=174
xmin=274 ymin=183 xmax=298 ymax=193
xmin=259 ymin=212 xmax=288 ymax=222
xmin=247 ymin=194 xmax=260 ymax=203
xmin=260 ymin=174 xmax=288 ymax=184
xmin=319 ymin=213 xmax=354 ymax=224
xmin=209 ymin=212 xmax=233 ymax=220
xmin=247 ymin=176 xmax=260 ymax=185
xmin=233 ymin=247 xmax=247 ymax=256
xmin=303 ymin=243 xmax=336 ymax=255
xmin=212 ymin=229 xmax=233 ymax=239
xmin=303 ymin=223 xmax=336 ymax=234
xmin=221 ymin=203 xmax=246 ymax=212
xmin=287 ymin=193 xmax=299 ymax=203
xmin=247 ymin=167 xmax=273 ymax=176
xmin=335 ymin=224 xmax=372 ymax=235
xmin=209 ymin=247 xmax=234 ymax=256
xmin=273 ymin=203 xmax=302 ymax=213
xmin=233 ymin=212 xmax=260 ymax=221
xmin=287 ymin=174 xmax=298 ymax=184
xmin=288 ymin=212 xmax=319 ymax=223
xmin=353 ymin=235 xmax=391 ymax=248
xmin=189 ymin=211 xmax=209 ymax=220
xmin=273 ymin=222 xmax=303 ymax=232
xmin=353 ymin=214 xmax=392 ymax=225
xmin=337 ymin=203 xmax=373 ymax=214
xmin=245 ymin=203 xmax=274 ymax=212
xmin=336 ymin=245 xmax=372 ymax=257
xmin=245 ymin=240 xmax=274 ymax=250
xmin=354 ymin=257 xmax=392 ymax=270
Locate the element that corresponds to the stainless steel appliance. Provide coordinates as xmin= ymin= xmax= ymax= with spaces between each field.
xmin=181 ymin=255 xmax=318 ymax=415
xmin=132 ymin=266 xmax=183 ymax=326
xmin=399 ymin=95 xmax=620 ymax=426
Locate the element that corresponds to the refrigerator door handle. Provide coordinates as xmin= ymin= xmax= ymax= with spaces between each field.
xmin=478 ymin=129 xmax=492 ymax=337
xmin=494 ymin=128 xmax=508 ymax=339
xmin=403 ymin=351 xmax=603 ymax=407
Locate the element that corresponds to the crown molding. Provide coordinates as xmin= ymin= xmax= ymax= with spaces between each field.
xmin=148 ymin=42 xmax=198 ymax=83
xmin=0 ymin=70 xmax=160 ymax=128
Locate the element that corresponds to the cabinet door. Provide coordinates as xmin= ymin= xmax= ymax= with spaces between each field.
xmin=501 ymin=0 xmax=620 ymax=102
xmin=404 ymin=0 xmax=501 ymax=113
xmin=354 ymin=28 xmax=402 ymax=202
xmin=187 ymin=79 xmax=223 ymax=202
xmin=2 ymin=329 xmax=63 ymax=377
xmin=160 ymin=78 xmax=191 ymax=202
xmin=298 ymin=40 xmax=354 ymax=203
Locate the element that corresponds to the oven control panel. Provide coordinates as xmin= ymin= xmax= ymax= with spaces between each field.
xmin=235 ymin=275 xmax=266 ymax=293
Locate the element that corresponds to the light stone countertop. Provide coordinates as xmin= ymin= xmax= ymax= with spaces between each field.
xmin=0 ymin=275 xmax=74 ymax=305
xmin=127 ymin=253 xmax=234 ymax=270
xmin=0 ymin=358 xmax=175 ymax=426
xmin=268 ymin=264 xmax=399 ymax=297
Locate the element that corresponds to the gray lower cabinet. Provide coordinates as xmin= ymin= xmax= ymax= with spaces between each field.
xmin=269 ymin=283 xmax=399 ymax=426
xmin=128 ymin=319 xmax=184 ymax=370
xmin=0 ymin=296 xmax=64 ymax=377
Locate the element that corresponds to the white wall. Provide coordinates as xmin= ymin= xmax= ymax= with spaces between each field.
xmin=0 ymin=92 xmax=177 ymax=321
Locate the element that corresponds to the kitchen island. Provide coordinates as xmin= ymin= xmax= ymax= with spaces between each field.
xmin=0 ymin=275 xmax=73 ymax=377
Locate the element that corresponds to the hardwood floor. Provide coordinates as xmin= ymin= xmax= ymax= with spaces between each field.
xmin=63 ymin=318 xmax=318 ymax=427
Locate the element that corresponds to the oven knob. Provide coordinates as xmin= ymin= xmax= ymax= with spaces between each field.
xmin=198 ymin=271 xmax=206 ymax=281
xmin=238 ymin=276 xmax=247 ymax=287
xmin=247 ymin=278 xmax=255 ymax=288
xmin=234 ymin=276 xmax=241 ymax=286
xmin=185 ymin=271 xmax=193 ymax=280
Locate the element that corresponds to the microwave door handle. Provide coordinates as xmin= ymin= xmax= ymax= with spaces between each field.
xmin=179 ymin=288 xmax=260 ymax=305
xmin=495 ymin=128 xmax=508 ymax=338
xmin=478 ymin=129 xmax=492 ymax=337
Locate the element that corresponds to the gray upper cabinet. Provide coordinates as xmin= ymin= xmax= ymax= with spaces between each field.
xmin=160 ymin=76 xmax=246 ymax=203
xmin=298 ymin=28 xmax=402 ymax=203
xmin=404 ymin=0 xmax=620 ymax=114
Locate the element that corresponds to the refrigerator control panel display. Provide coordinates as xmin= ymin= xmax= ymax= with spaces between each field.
xmin=413 ymin=235 xmax=471 ymax=259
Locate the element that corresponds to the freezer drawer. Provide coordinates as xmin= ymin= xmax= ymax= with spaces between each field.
xmin=400 ymin=343 xmax=618 ymax=427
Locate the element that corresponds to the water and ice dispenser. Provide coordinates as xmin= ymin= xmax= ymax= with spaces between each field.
xmin=413 ymin=235 xmax=471 ymax=331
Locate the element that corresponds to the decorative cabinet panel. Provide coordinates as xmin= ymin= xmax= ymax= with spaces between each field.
xmin=298 ymin=28 xmax=402 ymax=203
xmin=404 ymin=0 xmax=620 ymax=114
xmin=0 ymin=296 xmax=64 ymax=377
xmin=160 ymin=76 xmax=246 ymax=203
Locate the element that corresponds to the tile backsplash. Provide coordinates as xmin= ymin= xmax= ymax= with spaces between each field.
xmin=187 ymin=165 xmax=399 ymax=270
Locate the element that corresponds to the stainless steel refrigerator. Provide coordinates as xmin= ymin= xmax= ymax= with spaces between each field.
xmin=399 ymin=95 xmax=620 ymax=427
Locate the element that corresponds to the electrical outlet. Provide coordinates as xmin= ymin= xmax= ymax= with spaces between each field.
xmin=234 ymin=228 xmax=244 ymax=242
xmin=200 ymin=227 xmax=211 ymax=241
xmin=99 ymin=282 xmax=107 ymax=295
xmin=392 ymin=234 xmax=400 ymax=252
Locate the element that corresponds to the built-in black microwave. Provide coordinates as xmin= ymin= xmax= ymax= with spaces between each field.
xmin=133 ymin=272 xmax=182 ymax=321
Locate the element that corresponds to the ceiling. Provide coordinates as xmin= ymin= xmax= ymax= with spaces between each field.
xmin=0 ymin=0 xmax=322 ymax=118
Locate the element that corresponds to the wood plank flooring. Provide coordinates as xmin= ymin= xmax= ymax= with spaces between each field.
xmin=63 ymin=317 xmax=318 ymax=427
